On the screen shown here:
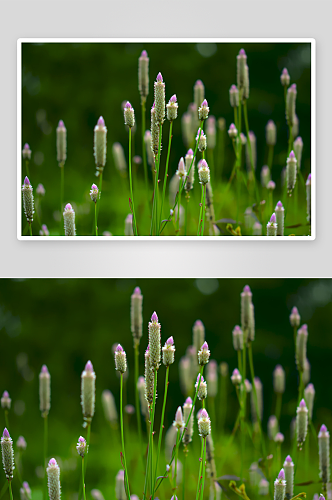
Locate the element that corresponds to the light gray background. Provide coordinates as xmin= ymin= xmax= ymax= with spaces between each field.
xmin=1 ymin=0 xmax=328 ymax=277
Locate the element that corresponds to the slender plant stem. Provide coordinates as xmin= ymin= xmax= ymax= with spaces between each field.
xmin=25 ymin=160 xmax=30 ymax=179
xmin=129 ymin=128 xmax=138 ymax=236
xmin=94 ymin=203 xmax=98 ymax=236
xmin=8 ymin=482 xmax=13 ymax=500
xmin=199 ymin=439 xmax=207 ymax=500
xmin=275 ymin=393 xmax=282 ymax=423
xmin=174 ymin=430 xmax=180 ymax=492
xmin=177 ymin=186 xmax=182 ymax=235
xmin=200 ymin=184 xmax=207 ymax=236
xmin=160 ymin=121 xmax=173 ymax=228
xmin=155 ymin=366 xmax=169 ymax=487
xmin=195 ymin=437 xmax=205 ymax=500
xmin=197 ymin=186 xmax=204 ymax=236
xmin=82 ymin=458 xmax=86 ymax=500
xmin=96 ymin=171 xmax=103 ymax=229
xmin=267 ymin=145 xmax=274 ymax=171
xmin=4 ymin=411 xmax=9 ymax=431
xmin=120 ymin=374 xmax=131 ymax=500
xmin=141 ymin=99 xmax=149 ymax=201
xmin=182 ymin=448 xmax=188 ymax=500
xmin=184 ymin=194 xmax=189 ymax=236
xmin=29 ymin=223 xmax=32 ymax=236
xmin=43 ymin=415 xmax=48 ymax=500
xmin=242 ymin=101 xmax=260 ymax=207
xmin=134 ymin=345 xmax=143 ymax=464
xmin=144 ymin=369 xmax=157 ymax=500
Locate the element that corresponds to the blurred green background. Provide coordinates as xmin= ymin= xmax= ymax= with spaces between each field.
xmin=0 ymin=278 xmax=329 ymax=499
xmin=21 ymin=42 xmax=311 ymax=236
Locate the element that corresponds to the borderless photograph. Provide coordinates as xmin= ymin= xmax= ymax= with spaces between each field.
xmin=18 ymin=39 xmax=315 ymax=239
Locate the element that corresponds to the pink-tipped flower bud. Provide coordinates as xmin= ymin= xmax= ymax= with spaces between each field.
xmin=296 ymin=399 xmax=308 ymax=449
xmin=56 ymin=120 xmax=67 ymax=165
xmin=228 ymin=123 xmax=238 ymax=139
xmin=94 ymin=116 xmax=107 ymax=175
xmin=232 ymin=326 xmax=244 ymax=351
xmin=22 ymin=143 xmax=32 ymax=161
xmin=115 ymin=469 xmax=125 ymax=500
xmin=231 ymin=368 xmax=242 ymax=386
xmin=22 ymin=177 xmax=35 ymax=224
xmin=275 ymin=201 xmax=285 ymax=236
xmin=304 ymin=383 xmax=315 ymax=420
xmin=173 ymin=406 xmax=184 ymax=430
xmin=241 ymin=285 xmax=252 ymax=333
xmin=1 ymin=391 xmax=11 ymax=410
xmin=150 ymin=103 xmax=160 ymax=158
xmin=114 ymin=344 xmax=127 ymax=374
xmin=144 ymin=345 xmax=154 ymax=405
xmin=280 ymin=68 xmax=290 ymax=87
xmin=63 ymin=203 xmax=76 ymax=236
xmin=266 ymin=120 xmax=277 ymax=146
xmin=275 ymin=432 xmax=284 ymax=444
xmin=90 ymin=183 xmax=99 ymax=203
xmin=195 ymin=374 xmax=207 ymax=401
xmin=318 ymin=424 xmax=330 ymax=486
xmin=124 ymin=213 xmax=134 ymax=236
xmin=267 ymin=180 xmax=276 ymax=191
xmin=286 ymin=84 xmax=297 ymax=126
xmin=47 ymin=459 xmax=61 ymax=500
xmin=16 ymin=436 xmax=27 ymax=451
xmin=167 ymin=94 xmax=178 ymax=122
xmin=183 ymin=397 xmax=194 ymax=445
xmin=20 ymin=481 xmax=31 ymax=500
xmin=237 ymin=49 xmax=247 ymax=90
xmin=124 ymin=102 xmax=135 ymax=129
xmin=294 ymin=136 xmax=303 ymax=170
xmin=296 ymin=324 xmax=308 ymax=372
xmin=198 ymin=408 xmax=211 ymax=438
xmin=193 ymin=320 xmax=205 ymax=354
xmin=198 ymin=341 xmax=210 ymax=366
xmin=286 ymin=150 xmax=297 ymax=194
xmin=198 ymin=159 xmax=210 ymax=185
xmin=131 ymin=286 xmax=143 ymax=348
xmin=198 ymin=99 xmax=209 ymax=121
xmin=149 ymin=312 xmax=161 ymax=370
xmin=273 ymin=365 xmax=285 ymax=394
xmin=283 ymin=456 xmax=294 ymax=498
xmin=154 ymin=73 xmax=165 ymax=125
xmin=162 ymin=337 xmax=175 ymax=367
xmin=39 ymin=365 xmax=51 ymax=416
xmin=102 ymin=390 xmax=118 ymax=424
xmin=194 ymin=80 xmax=205 ymax=111
xmin=185 ymin=148 xmax=195 ymax=191
xmin=138 ymin=50 xmax=149 ymax=101
xmin=267 ymin=213 xmax=277 ymax=236
xmin=36 ymin=183 xmax=45 ymax=196
xmin=243 ymin=65 xmax=250 ymax=99
xmin=196 ymin=129 xmax=207 ymax=152
xmin=176 ymin=157 xmax=187 ymax=180
xmin=1 ymin=428 xmax=14 ymax=480
xmin=229 ymin=85 xmax=239 ymax=108
xmin=290 ymin=306 xmax=300 ymax=327
xmin=81 ymin=361 xmax=96 ymax=426
xmin=76 ymin=436 xmax=87 ymax=458
xmin=274 ymin=469 xmax=286 ymax=500
xmin=306 ymin=173 xmax=311 ymax=223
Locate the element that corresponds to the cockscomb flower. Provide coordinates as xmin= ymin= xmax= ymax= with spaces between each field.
xmin=198 ymin=159 xmax=210 ymax=185
xmin=274 ymin=469 xmax=286 ymax=500
xmin=318 ymin=424 xmax=330 ymax=486
xmin=56 ymin=120 xmax=67 ymax=165
xmin=253 ymin=222 xmax=262 ymax=236
xmin=36 ymin=183 xmax=45 ymax=196
xmin=16 ymin=436 xmax=27 ymax=451
xmin=198 ymin=409 xmax=211 ymax=438
xmin=232 ymin=325 xmax=244 ymax=351
xmin=267 ymin=213 xmax=277 ymax=236
xmin=144 ymin=345 xmax=154 ymax=405
xmin=149 ymin=312 xmax=161 ymax=370
xmin=280 ymin=68 xmax=290 ymax=87
xmin=173 ymin=406 xmax=184 ymax=430
xmin=296 ymin=399 xmax=308 ymax=449
xmin=124 ymin=213 xmax=134 ymax=236
xmin=275 ymin=432 xmax=284 ymax=443
xmin=176 ymin=157 xmax=186 ymax=180
xmin=22 ymin=176 xmax=35 ymax=224
xmin=1 ymin=428 xmax=14 ymax=480
xmin=193 ymin=320 xmax=205 ymax=354
xmin=90 ymin=183 xmax=99 ymax=203
xmin=167 ymin=94 xmax=178 ymax=122
xmin=102 ymin=390 xmax=118 ymax=424
xmin=63 ymin=203 xmax=76 ymax=236
xmin=283 ymin=455 xmax=294 ymax=499
xmin=306 ymin=173 xmax=311 ymax=223
xmin=76 ymin=436 xmax=87 ymax=458
xmin=81 ymin=361 xmax=96 ymax=425
xmin=162 ymin=337 xmax=175 ymax=367
xmin=198 ymin=99 xmax=209 ymax=121
xmin=286 ymin=150 xmax=297 ymax=194
xmin=194 ymin=79 xmax=205 ymax=111
xmin=198 ymin=341 xmax=210 ymax=366
xmin=275 ymin=201 xmax=285 ymax=236
xmin=182 ymin=397 xmax=194 ymax=445
xmin=196 ymin=129 xmax=207 ymax=152
xmin=259 ymin=479 xmax=269 ymax=496
xmin=243 ymin=64 xmax=250 ymax=99
xmin=266 ymin=120 xmax=277 ymax=146
xmin=1 ymin=391 xmax=11 ymax=410
xmin=231 ymin=368 xmax=242 ymax=386
xmin=185 ymin=148 xmax=195 ymax=191
xmin=296 ymin=324 xmax=308 ymax=371
xmin=150 ymin=103 xmax=160 ymax=157
xmin=131 ymin=287 xmax=143 ymax=348
xmin=47 ymin=458 xmax=61 ymax=500
xmin=115 ymin=469 xmax=125 ymax=500
xmin=154 ymin=73 xmax=165 ymax=125
xmin=290 ymin=306 xmax=300 ymax=327
xmin=237 ymin=49 xmax=247 ymax=90
xmin=228 ymin=123 xmax=238 ymax=139
xmin=241 ymin=285 xmax=252 ymax=332
xmin=114 ymin=344 xmax=127 ymax=374
xmin=267 ymin=180 xmax=276 ymax=191
xmin=138 ymin=50 xmax=149 ymax=102
xmin=94 ymin=116 xmax=107 ymax=175
xmin=294 ymin=136 xmax=303 ymax=170
xmin=229 ymin=85 xmax=239 ymax=108
xmin=39 ymin=224 xmax=49 ymax=236
xmin=39 ymin=364 xmax=51 ymax=416
xmin=304 ymin=383 xmax=315 ymax=420
xmin=195 ymin=374 xmax=207 ymax=401
xmin=22 ymin=143 xmax=31 ymax=160
xmin=20 ymin=481 xmax=31 ymax=500
xmin=286 ymin=84 xmax=297 ymax=126
xmin=273 ymin=365 xmax=285 ymax=394
xmin=124 ymin=101 xmax=135 ymax=129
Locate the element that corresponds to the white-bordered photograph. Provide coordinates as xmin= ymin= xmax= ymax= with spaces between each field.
xmin=18 ymin=38 xmax=315 ymax=240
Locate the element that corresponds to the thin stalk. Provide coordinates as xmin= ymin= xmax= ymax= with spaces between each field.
xmin=141 ymin=99 xmax=149 ymax=201
xmin=275 ymin=393 xmax=282 ymax=423
xmin=237 ymin=350 xmax=242 ymax=375
xmin=200 ymin=184 xmax=207 ymax=236
xmin=160 ymin=121 xmax=173 ymax=227
xmin=144 ymin=369 xmax=157 ymax=500
xmin=29 ymin=223 xmax=32 ymax=236
xmin=184 ymin=194 xmax=189 ymax=236
xmin=199 ymin=439 xmax=207 ymax=500
xmin=120 ymin=374 xmax=131 ymax=500
xmin=60 ymin=164 xmax=64 ymax=234
xmin=129 ymin=128 xmax=138 ymax=236
xmin=8 ymin=482 xmax=13 ymax=500
xmin=298 ymin=370 xmax=304 ymax=404
xmin=94 ymin=203 xmax=98 ymax=236
xmin=182 ymin=448 xmax=188 ymax=500
xmin=242 ymin=100 xmax=260 ymax=206
xmin=96 ymin=171 xmax=103 ymax=223
xmin=25 ymin=160 xmax=30 ymax=179
xmin=4 ymin=411 xmax=9 ymax=431
xmin=267 ymin=145 xmax=274 ymax=171
xmin=155 ymin=366 xmax=169 ymax=487
xmin=43 ymin=415 xmax=48 ymax=500
xmin=134 ymin=345 xmax=143 ymax=463
xmin=177 ymin=186 xmax=182 ymax=235
xmin=174 ymin=431 xmax=180 ymax=492
xmin=197 ymin=187 xmax=204 ymax=236
xmin=82 ymin=458 xmax=86 ymax=500
xmin=195 ymin=437 xmax=205 ymax=500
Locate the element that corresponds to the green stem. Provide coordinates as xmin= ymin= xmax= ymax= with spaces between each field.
xmin=242 ymin=100 xmax=260 ymax=206
xmin=144 ymin=369 xmax=157 ymax=500
xmin=60 ymin=164 xmax=64 ymax=234
xmin=43 ymin=415 xmax=48 ymax=500
xmin=275 ymin=393 xmax=282 ymax=423
xmin=120 ymin=374 xmax=131 ymax=500
xmin=184 ymin=194 xmax=189 ymax=236
xmin=195 ymin=437 xmax=205 ymax=500
xmin=141 ymin=99 xmax=149 ymax=202
xmin=8 ymin=482 xmax=13 ymax=500
xmin=267 ymin=145 xmax=274 ymax=171
xmin=155 ymin=366 xmax=169 ymax=488
xmin=82 ymin=457 xmax=86 ymax=500
xmin=96 ymin=171 xmax=103 ymax=230
xmin=4 ymin=411 xmax=9 ymax=431
xmin=182 ymin=448 xmax=188 ymax=500
xmin=177 ymin=187 xmax=182 ymax=235
xmin=129 ymin=128 xmax=138 ymax=236
xmin=160 ymin=121 xmax=173 ymax=228
xmin=197 ymin=186 xmax=204 ymax=236
xmin=29 ymin=223 xmax=32 ymax=236
xmin=25 ymin=160 xmax=30 ymax=179
xmin=199 ymin=439 xmax=207 ymax=500
xmin=174 ymin=430 xmax=180 ymax=492
xmin=94 ymin=203 xmax=98 ymax=236
xmin=200 ymin=184 xmax=206 ymax=236
xmin=134 ymin=345 xmax=143 ymax=464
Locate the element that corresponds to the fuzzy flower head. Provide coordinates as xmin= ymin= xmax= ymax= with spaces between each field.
xmin=318 ymin=424 xmax=330 ymax=485
xmin=275 ymin=432 xmax=284 ymax=444
xmin=286 ymin=84 xmax=297 ymax=126
xmin=162 ymin=337 xmax=175 ymax=367
xmin=138 ymin=49 xmax=149 ymax=101
xmin=290 ymin=306 xmax=300 ymax=327
xmin=229 ymin=85 xmax=239 ymax=108
xmin=241 ymin=285 xmax=252 ymax=332
xmin=94 ymin=116 xmax=107 ymax=175
xmin=114 ymin=344 xmax=127 ymax=374
xmin=182 ymin=397 xmax=194 ymax=445
xmin=148 ymin=312 xmax=161 ymax=370
xmin=131 ymin=286 xmax=143 ymax=348
xmin=124 ymin=213 xmax=134 ymax=236
xmin=296 ymin=324 xmax=308 ymax=372
xmin=267 ymin=213 xmax=277 ymax=236
xmin=20 ymin=481 xmax=31 ymax=500
xmin=154 ymin=72 xmax=166 ymax=125
xmin=195 ymin=374 xmax=207 ymax=401
xmin=76 ymin=436 xmax=87 ymax=458
xmin=81 ymin=361 xmax=96 ymax=426
xmin=267 ymin=180 xmax=276 ymax=191
xmin=266 ymin=120 xmax=277 ymax=146
xmin=90 ymin=183 xmax=99 ymax=203
xmin=47 ymin=458 xmax=61 ymax=500
xmin=16 ymin=436 xmax=27 ymax=451
xmin=173 ymin=406 xmax=184 ymax=430
xmin=36 ymin=183 xmax=45 ymax=196
xmin=286 ymin=150 xmax=297 ymax=194
xmin=198 ymin=99 xmax=209 ymax=121
xmin=124 ymin=101 xmax=135 ymax=128
xmin=198 ymin=159 xmax=210 ymax=185
xmin=198 ymin=408 xmax=211 ymax=438
xmin=228 ymin=123 xmax=238 ymax=139
xmin=167 ymin=94 xmax=178 ymax=122
xmin=39 ymin=364 xmax=51 ymax=416
xmin=274 ymin=468 xmax=286 ymax=500
xmin=194 ymin=79 xmax=205 ymax=111
xmin=1 ymin=428 xmax=14 ymax=480
xmin=1 ymin=391 xmax=11 ymax=410
xmin=296 ymin=399 xmax=308 ymax=449
xmin=198 ymin=341 xmax=210 ymax=366
xmin=280 ymin=68 xmax=290 ymax=86
xmin=185 ymin=148 xmax=195 ymax=191
xmin=63 ymin=203 xmax=76 ymax=236
xmin=196 ymin=129 xmax=207 ymax=152
xmin=176 ymin=157 xmax=187 ymax=180
xmin=22 ymin=177 xmax=35 ymax=224
xmin=22 ymin=143 xmax=32 ymax=160
xmin=232 ymin=325 xmax=244 ymax=351
xmin=231 ymin=368 xmax=242 ymax=386
xmin=237 ymin=48 xmax=247 ymax=90
xmin=56 ymin=120 xmax=67 ymax=165
xmin=273 ymin=365 xmax=285 ymax=394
